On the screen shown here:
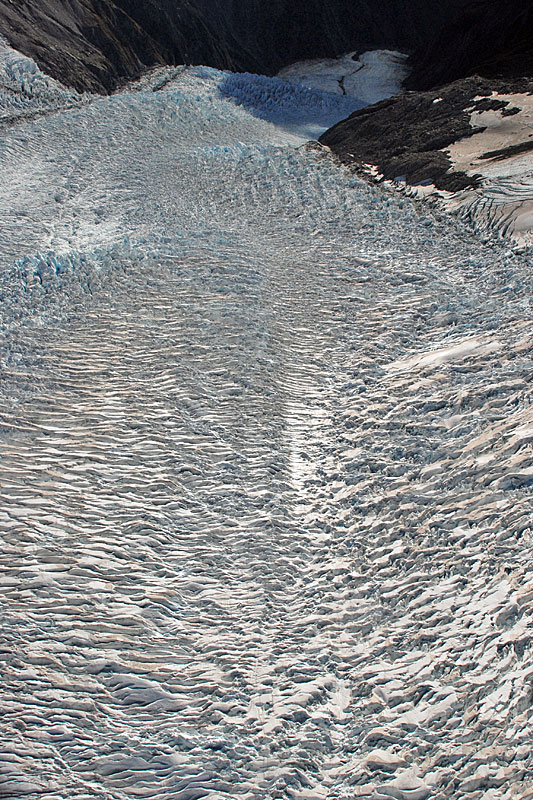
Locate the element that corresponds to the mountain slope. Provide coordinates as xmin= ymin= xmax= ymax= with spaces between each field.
xmin=0 ymin=0 xmax=463 ymax=93
xmin=407 ymin=0 xmax=533 ymax=90
xmin=319 ymin=74 xmax=533 ymax=190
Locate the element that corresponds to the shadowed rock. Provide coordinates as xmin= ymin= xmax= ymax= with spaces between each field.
xmin=0 ymin=0 xmax=463 ymax=93
xmin=407 ymin=0 xmax=533 ymax=90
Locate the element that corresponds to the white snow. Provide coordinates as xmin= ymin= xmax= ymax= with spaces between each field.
xmin=387 ymin=337 xmax=502 ymax=372
xmin=277 ymin=49 xmax=408 ymax=105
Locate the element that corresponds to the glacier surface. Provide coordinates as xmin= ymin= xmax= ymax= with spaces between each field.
xmin=277 ymin=49 xmax=408 ymax=105
xmin=1 ymin=48 xmax=533 ymax=800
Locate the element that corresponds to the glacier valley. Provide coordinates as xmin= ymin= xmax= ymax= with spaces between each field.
xmin=1 ymin=44 xmax=533 ymax=800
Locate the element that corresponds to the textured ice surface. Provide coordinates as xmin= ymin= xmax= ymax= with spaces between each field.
xmin=1 ymin=49 xmax=533 ymax=800
xmin=0 ymin=36 xmax=85 ymax=124
xmin=217 ymin=69 xmax=364 ymax=139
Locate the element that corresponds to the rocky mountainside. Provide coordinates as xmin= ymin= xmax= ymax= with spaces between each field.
xmin=319 ymin=75 xmax=533 ymax=192
xmin=0 ymin=0 xmax=163 ymax=94
xmin=407 ymin=0 xmax=533 ymax=90
xmin=0 ymin=0 xmax=462 ymax=93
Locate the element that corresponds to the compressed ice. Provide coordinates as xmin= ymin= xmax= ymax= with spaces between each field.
xmin=1 ymin=50 xmax=533 ymax=800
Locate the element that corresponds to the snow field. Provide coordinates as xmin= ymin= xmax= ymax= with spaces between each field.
xmin=277 ymin=49 xmax=408 ymax=105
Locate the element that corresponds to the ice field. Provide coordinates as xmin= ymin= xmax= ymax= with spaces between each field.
xmin=1 ymin=46 xmax=533 ymax=800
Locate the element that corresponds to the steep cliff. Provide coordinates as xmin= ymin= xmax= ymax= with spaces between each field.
xmin=0 ymin=0 xmax=463 ymax=93
xmin=407 ymin=0 xmax=533 ymax=90
xmin=0 ymin=0 xmax=164 ymax=93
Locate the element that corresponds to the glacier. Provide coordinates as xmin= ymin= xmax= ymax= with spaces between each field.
xmin=1 ymin=48 xmax=533 ymax=800
xmin=277 ymin=49 xmax=408 ymax=105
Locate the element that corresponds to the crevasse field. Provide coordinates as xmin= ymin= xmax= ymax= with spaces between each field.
xmin=1 ymin=41 xmax=533 ymax=800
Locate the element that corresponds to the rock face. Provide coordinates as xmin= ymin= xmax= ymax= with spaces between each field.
xmin=407 ymin=0 xmax=533 ymax=90
xmin=0 ymin=0 xmax=462 ymax=93
xmin=0 ymin=0 xmax=165 ymax=94
xmin=319 ymin=75 xmax=533 ymax=192
xmin=4 ymin=0 xmax=531 ymax=97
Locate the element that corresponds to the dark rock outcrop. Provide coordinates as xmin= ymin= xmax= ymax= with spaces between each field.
xmin=319 ymin=76 xmax=533 ymax=192
xmin=0 ymin=1 xmax=165 ymax=94
xmin=407 ymin=0 xmax=533 ymax=90
xmin=0 ymin=0 xmax=463 ymax=93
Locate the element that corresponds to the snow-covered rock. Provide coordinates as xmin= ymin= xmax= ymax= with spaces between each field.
xmin=320 ymin=75 xmax=533 ymax=247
